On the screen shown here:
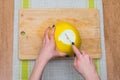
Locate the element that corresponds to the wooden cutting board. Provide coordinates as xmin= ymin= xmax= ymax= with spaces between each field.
xmin=19 ymin=8 xmax=101 ymax=60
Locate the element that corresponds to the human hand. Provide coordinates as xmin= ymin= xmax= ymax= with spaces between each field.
xmin=38 ymin=26 xmax=66 ymax=62
xmin=30 ymin=26 xmax=67 ymax=80
xmin=72 ymin=44 xmax=100 ymax=80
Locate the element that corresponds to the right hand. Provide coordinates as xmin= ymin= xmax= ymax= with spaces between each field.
xmin=72 ymin=44 xmax=100 ymax=80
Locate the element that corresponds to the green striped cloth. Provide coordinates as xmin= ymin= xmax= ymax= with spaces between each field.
xmin=13 ymin=0 xmax=107 ymax=80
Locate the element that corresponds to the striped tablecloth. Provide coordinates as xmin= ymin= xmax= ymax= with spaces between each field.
xmin=13 ymin=0 xmax=107 ymax=80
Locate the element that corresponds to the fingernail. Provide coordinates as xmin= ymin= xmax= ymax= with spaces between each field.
xmin=52 ymin=25 xmax=55 ymax=28
xmin=65 ymin=55 xmax=69 ymax=58
xmin=74 ymin=54 xmax=76 ymax=57
xmin=72 ymin=42 xmax=74 ymax=45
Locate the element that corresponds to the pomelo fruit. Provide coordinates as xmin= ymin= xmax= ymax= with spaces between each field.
xmin=54 ymin=22 xmax=81 ymax=56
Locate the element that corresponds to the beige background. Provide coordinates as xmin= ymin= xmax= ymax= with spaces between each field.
xmin=0 ymin=0 xmax=120 ymax=80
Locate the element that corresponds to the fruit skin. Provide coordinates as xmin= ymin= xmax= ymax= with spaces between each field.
xmin=54 ymin=22 xmax=81 ymax=56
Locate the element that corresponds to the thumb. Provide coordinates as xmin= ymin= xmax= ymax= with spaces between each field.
xmin=58 ymin=52 xmax=67 ymax=57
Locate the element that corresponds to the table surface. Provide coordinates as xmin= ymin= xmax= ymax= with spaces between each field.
xmin=0 ymin=0 xmax=120 ymax=80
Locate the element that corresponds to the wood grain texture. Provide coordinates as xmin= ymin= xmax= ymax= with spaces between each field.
xmin=19 ymin=8 xmax=101 ymax=59
xmin=19 ymin=9 xmax=101 ymax=59
xmin=0 ymin=0 xmax=120 ymax=80
xmin=103 ymin=0 xmax=120 ymax=80
xmin=0 ymin=0 xmax=13 ymax=80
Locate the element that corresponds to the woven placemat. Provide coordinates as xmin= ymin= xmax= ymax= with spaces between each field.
xmin=13 ymin=0 xmax=107 ymax=80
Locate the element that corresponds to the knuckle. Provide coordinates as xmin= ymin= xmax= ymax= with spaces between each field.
xmin=84 ymin=54 xmax=89 ymax=57
xmin=77 ymin=55 xmax=81 ymax=59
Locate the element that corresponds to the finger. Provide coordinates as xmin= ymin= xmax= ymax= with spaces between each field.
xmin=50 ymin=25 xmax=55 ymax=42
xmin=72 ymin=45 xmax=82 ymax=58
xmin=42 ymin=38 xmax=46 ymax=47
xmin=74 ymin=57 xmax=77 ymax=63
xmin=73 ymin=57 xmax=77 ymax=68
xmin=58 ymin=51 xmax=67 ymax=57
xmin=42 ymin=31 xmax=46 ymax=44
xmin=44 ymin=27 xmax=50 ymax=42
xmin=42 ymin=28 xmax=49 ymax=47
xmin=74 ymin=54 xmax=78 ymax=62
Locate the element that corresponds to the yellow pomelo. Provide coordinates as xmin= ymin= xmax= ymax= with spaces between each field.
xmin=54 ymin=22 xmax=81 ymax=56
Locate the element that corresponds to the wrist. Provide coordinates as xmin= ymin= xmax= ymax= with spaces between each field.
xmin=38 ymin=52 xmax=51 ymax=62
xmin=84 ymin=73 xmax=100 ymax=80
xmin=30 ymin=55 xmax=48 ymax=80
xmin=37 ymin=55 xmax=49 ymax=65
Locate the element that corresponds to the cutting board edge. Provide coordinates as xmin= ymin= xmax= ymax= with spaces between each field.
xmin=19 ymin=53 xmax=102 ymax=60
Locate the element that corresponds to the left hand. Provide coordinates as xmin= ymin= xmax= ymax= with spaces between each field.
xmin=30 ymin=26 xmax=67 ymax=80
xmin=38 ymin=26 xmax=66 ymax=62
